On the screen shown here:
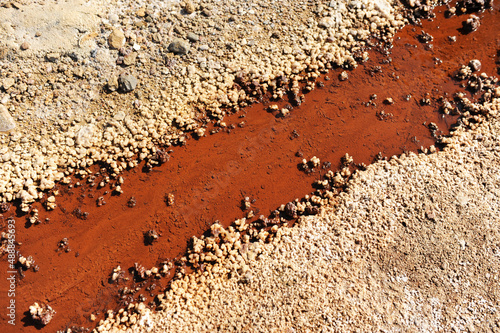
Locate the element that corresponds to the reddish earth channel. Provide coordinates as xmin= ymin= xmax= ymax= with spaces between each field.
xmin=1 ymin=5 xmax=499 ymax=332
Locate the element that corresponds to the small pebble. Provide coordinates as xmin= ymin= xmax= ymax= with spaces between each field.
xmin=168 ymin=38 xmax=190 ymax=55
xmin=20 ymin=42 xmax=30 ymax=50
xmin=109 ymin=29 xmax=126 ymax=49
xmin=187 ymin=32 xmax=199 ymax=42
xmin=119 ymin=74 xmax=138 ymax=92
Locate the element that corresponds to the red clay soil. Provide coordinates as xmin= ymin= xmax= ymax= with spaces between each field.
xmin=1 ymin=4 xmax=499 ymax=332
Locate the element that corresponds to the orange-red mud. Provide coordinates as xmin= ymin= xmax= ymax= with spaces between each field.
xmin=1 ymin=4 xmax=499 ymax=332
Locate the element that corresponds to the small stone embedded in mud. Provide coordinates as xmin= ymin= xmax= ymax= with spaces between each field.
xmin=73 ymin=208 xmax=89 ymax=220
xmin=29 ymin=302 xmax=55 ymax=326
xmin=241 ymin=197 xmax=252 ymax=210
xmin=144 ymin=230 xmax=160 ymax=245
xmin=114 ymin=185 xmax=123 ymax=194
xmin=384 ymin=97 xmax=395 ymax=105
xmin=96 ymin=196 xmax=106 ymax=207
xmin=165 ymin=193 xmax=175 ymax=206
xmin=127 ymin=196 xmax=137 ymax=207
xmin=57 ymin=238 xmax=71 ymax=253
xmin=339 ymin=71 xmax=349 ymax=81
xmin=18 ymin=255 xmax=35 ymax=269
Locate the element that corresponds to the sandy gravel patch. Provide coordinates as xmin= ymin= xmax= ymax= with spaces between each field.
xmin=0 ymin=0 xmax=405 ymax=210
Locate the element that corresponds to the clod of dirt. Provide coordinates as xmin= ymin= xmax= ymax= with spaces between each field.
xmin=469 ymin=59 xmax=482 ymax=72
xmin=284 ymin=202 xmax=298 ymax=219
xmin=29 ymin=302 xmax=55 ymax=326
xmin=462 ymin=14 xmax=480 ymax=33
xmin=144 ymin=230 xmax=160 ymax=245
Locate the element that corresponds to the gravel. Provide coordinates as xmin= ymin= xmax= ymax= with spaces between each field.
xmin=0 ymin=0 xmax=405 ymax=208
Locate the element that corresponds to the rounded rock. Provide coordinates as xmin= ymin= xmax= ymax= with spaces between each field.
xmin=109 ymin=29 xmax=126 ymax=49
xmin=20 ymin=42 xmax=30 ymax=50
xmin=468 ymin=59 xmax=481 ymax=72
xmin=187 ymin=32 xmax=199 ymax=43
xmin=168 ymin=38 xmax=190 ymax=55
xmin=184 ymin=0 xmax=196 ymax=14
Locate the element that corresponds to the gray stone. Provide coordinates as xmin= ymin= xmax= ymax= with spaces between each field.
xmin=187 ymin=32 xmax=199 ymax=42
xmin=168 ymin=38 xmax=190 ymax=55
xmin=119 ymin=74 xmax=137 ymax=92
xmin=0 ymin=105 xmax=16 ymax=133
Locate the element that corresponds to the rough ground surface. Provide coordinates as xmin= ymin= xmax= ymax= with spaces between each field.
xmin=116 ymin=97 xmax=498 ymax=332
xmin=2 ymin=0 xmax=499 ymax=332
xmin=0 ymin=0 xmax=404 ymax=209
